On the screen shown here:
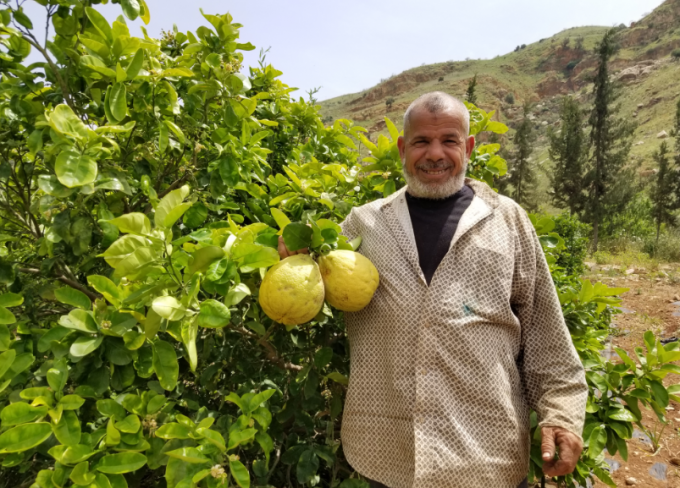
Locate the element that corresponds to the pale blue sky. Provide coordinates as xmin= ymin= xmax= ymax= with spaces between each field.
xmin=22 ymin=0 xmax=664 ymax=100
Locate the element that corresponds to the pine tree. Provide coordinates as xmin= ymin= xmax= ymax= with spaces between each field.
xmin=465 ymin=75 xmax=478 ymax=105
xmin=650 ymin=142 xmax=680 ymax=250
xmin=509 ymin=104 xmax=537 ymax=208
xmin=548 ymin=96 xmax=588 ymax=214
xmin=584 ymin=29 xmax=637 ymax=251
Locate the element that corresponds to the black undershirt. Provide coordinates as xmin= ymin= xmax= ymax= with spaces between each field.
xmin=405 ymin=185 xmax=474 ymax=284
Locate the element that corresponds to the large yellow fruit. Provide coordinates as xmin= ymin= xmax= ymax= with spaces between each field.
xmin=318 ymin=250 xmax=379 ymax=312
xmin=259 ymin=254 xmax=325 ymax=326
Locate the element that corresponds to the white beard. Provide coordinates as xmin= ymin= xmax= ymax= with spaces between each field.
xmin=402 ymin=158 xmax=468 ymax=199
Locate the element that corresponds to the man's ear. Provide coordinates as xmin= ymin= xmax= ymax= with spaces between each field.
xmin=397 ymin=136 xmax=406 ymax=160
xmin=466 ymin=135 xmax=476 ymax=160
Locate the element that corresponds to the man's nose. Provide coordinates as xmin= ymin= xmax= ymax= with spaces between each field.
xmin=426 ymin=140 xmax=445 ymax=161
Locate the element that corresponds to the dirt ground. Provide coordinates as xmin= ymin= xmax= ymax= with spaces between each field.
xmin=544 ymin=263 xmax=680 ymax=487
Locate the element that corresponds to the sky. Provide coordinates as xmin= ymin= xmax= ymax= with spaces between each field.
xmin=22 ymin=0 xmax=665 ymax=101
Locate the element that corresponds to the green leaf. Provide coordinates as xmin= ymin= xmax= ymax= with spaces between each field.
xmin=282 ymin=223 xmax=313 ymax=251
xmin=608 ymin=408 xmax=638 ymax=422
xmin=59 ymin=309 xmax=98 ymax=333
xmin=155 ymin=422 xmax=192 ymax=439
xmin=97 ymin=399 xmax=127 ymax=421
xmin=55 ymin=150 xmax=98 ymax=188
xmin=13 ymin=9 xmax=33 ymax=29
xmin=0 ymin=325 xmax=9 ymax=351
xmin=95 ymin=452 xmax=147 ymax=474
xmin=0 ymin=307 xmax=16 ymax=325
xmin=87 ymin=276 xmax=122 ymax=307
xmin=48 ymin=444 xmax=96 ymax=465
xmin=49 ymin=104 xmax=89 ymax=140
xmin=197 ymin=299 xmax=231 ymax=328
xmin=225 ymin=283 xmax=251 ymax=307
xmin=183 ymin=202 xmax=208 ymax=228
xmin=270 ymin=208 xmax=291 ymax=230
xmin=70 ymin=335 xmax=104 ymax=358
xmin=166 ymin=447 xmax=210 ymax=464
xmin=70 ymin=461 xmax=97 ymax=485
xmin=227 ymin=428 xmax=257 ymax=450
xmin=125 ymin=49 xmax=144 ymax=80
xmin=296 ymin=449 xmax=319 ymax=484
xmin=53 ymin=410 xmax=81 ymax=447
xmin=109 ymin=83 xmax=127 ymax=122
xmin=0 ymin=293 xmax=23 ymax=308
xmin=158 ymin=120 xmax=169 ymax=155
xmin=153 ymin=340 xmax=179 ymax=391
xmin=314 ymin=347 xmax=333 ymax=369
xmin=60 ymin=394 xmax=86 ymax=410
xmin=55 ymin=287 xmax=92 ymax=310
xmin=164 ymin=120 xmax=186 ymax=144
xmin=116 ymin=414 xmax=141 ymax=434
xmin=195 ymin=427 xmax=226 ymax=451
xmin=108 ymin=213 xmax=151 ymax=235
xmin=155 ymin=185 xmax=190 ymax=228
xmin=229 ymin=458 xmax=250 ymax=488
xmin=650 ymin=379 xmax=669 ymax=408
xmin=0 ymin=402 xmax=48 ymax=426
xmin=38 ymin=175 xmax=75 ymax=197
xmin=152 ymin=296 xmax=186 ymax=321
xmin=325 ymin=372 xmax=348 ymax=386
xmin=120 ymin=0 xmax=141 ymax=20
xmin=0 ymin=422 xmax=52 ymax=453
xmin=85 ymin=7 xmax=113 ymax=43
xmin=248 ymin=389 xmax=276 ymax=412
xmin=138 ymin=0 xmax=150 ymax=24
xmin=181 ymin=318 xmax=198 ymax=372
xmin=186 ymin=246 xmax=225 ymax=276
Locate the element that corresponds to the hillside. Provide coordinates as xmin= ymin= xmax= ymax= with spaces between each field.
xmin=318 ymin=0 xmax=680 ymax=211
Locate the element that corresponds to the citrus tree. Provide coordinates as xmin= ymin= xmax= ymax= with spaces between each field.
xmin=0 ymin=2 xmax=674 ymax=488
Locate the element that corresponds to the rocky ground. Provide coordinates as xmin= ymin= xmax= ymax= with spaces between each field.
xmin=541 ymin=262 xmax=680 ymax=487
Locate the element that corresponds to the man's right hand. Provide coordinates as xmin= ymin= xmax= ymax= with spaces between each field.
xmin=278 ymin=236 xmax=310 ymax=259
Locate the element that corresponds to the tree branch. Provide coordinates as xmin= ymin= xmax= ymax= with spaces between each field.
xmin=18 ymin=267 xmax=101 ymax=301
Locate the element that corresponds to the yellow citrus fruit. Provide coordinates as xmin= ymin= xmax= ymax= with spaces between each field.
xmin=259 ymin=254 xmax=325 ymax=326
xmin=318 ymin=250 xmax=379 ymax=312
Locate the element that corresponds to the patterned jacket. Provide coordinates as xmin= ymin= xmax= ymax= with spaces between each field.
xmin=339 ymin=178 xmax=588 ymax=488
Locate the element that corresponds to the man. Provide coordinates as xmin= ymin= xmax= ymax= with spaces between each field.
xmin=280 ymin=92 xmax=587 ymax=488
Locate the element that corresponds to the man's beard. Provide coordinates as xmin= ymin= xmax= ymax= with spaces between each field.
xmin=402 ymin=158 xmax=468 ymax=199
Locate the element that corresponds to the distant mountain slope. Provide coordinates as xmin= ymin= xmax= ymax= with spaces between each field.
xmin=318 ymin=0 xmax=680 ymax=209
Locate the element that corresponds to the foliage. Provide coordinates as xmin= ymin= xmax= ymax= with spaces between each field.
xmin=552 ymin=213 xmax=591 ymax=277
xmin=0 ymin=3 xmax=667 ymax=488
xmin=548 ymin=96 xmax=588 ymax=215
xmin=464 ymin=74 xmax=477 ymax=105
xmin=649 ymin=141 xmax=680 ymax=249
xmin=504 ymin=92 xmax=515 ymax=105
xmin=507 ymin=103 xmax=537 ymax=209
xmin=584 ymin=29 xmax=637 ymax=251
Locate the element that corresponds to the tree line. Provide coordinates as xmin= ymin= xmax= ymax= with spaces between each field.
xmin=485 ymin=29 xmax=680 ymax=253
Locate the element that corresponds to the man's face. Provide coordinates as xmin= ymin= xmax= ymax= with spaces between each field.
xmin=397 ymin=108 xmax=475 ymax=198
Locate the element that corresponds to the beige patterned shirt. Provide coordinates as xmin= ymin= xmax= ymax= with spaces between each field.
xmin=339 ymin=179 xmax=588 ymax=488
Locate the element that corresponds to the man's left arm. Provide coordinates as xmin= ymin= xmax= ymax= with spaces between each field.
xmin=512 ymin=214 xmax=588 ymax=477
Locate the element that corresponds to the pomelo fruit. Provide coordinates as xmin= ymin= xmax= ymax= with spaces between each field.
xmin=259 ymin=254 xmax=325 ymax=326
xmin=318 ymin=250 xmax=379 ymax=312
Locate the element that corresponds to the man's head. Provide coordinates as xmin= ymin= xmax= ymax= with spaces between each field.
xmin=398 ymin=92 xmax=475 ymax=199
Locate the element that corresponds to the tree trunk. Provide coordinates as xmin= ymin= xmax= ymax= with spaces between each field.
xmin=592 ymin=219 xmax=599 ymax=253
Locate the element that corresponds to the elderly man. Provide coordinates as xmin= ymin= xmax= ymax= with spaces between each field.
xmin=280 ymin=91 xmax=587 ymax=488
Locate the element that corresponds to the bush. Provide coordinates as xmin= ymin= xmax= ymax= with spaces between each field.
xmin=553 ymin=213 xmax=591 ymax=276
xmin=505 ymin=93 xmax=515 ymax=104
xmin=672 ymin=49 xmax=680 ymax=60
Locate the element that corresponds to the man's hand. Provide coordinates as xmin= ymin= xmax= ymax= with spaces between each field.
xmin=541 ymin=426 xmax=583 ymax=478
xmin=277 ymin=236 xmax=310 ymax=259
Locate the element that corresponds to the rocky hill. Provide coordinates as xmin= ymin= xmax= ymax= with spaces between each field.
xmin=318 ymin=0 xmax=680 ymax=210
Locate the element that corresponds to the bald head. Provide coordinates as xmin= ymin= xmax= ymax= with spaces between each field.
xmin=403 ymin=92 xmax=470 ymax=138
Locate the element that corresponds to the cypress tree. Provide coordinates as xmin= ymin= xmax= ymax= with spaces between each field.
xmin=649 ymin=141 xmax=680 ymax=249
xmin=465 ymin=74 xmax=478 ymax=105
xmin=509 ymin=103 xmax=537 ymax=208
xmin=584 ymin=29 xmax=636 ymax=251
xmin=548 ymin=96 xmax=588 ymax=214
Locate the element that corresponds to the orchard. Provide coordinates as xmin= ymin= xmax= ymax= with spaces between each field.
xmin=0 ymin=2 xmax=676 ymax=488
